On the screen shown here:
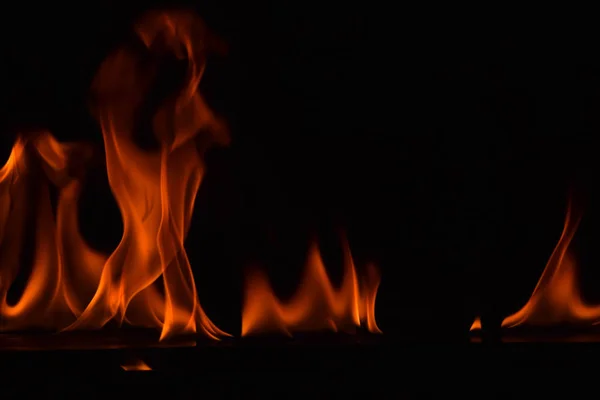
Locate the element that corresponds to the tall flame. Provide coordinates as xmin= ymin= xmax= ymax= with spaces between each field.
xmin=242 ymin=236 xmax=381 ymax=336
xmin=470 ymin=198 xmax=600 ymax=333
xmin=65 ymin=10 xmax=230 ymax=340
xmin=0 ymin=10 xmax=230 ymax=340
xmin=501 ymin=198 xmax=600 ymax=328
xmin=0 ymin=132 xmax=103 ymax=330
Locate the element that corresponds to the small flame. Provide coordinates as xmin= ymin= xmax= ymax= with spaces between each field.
xmin=121 ymin=359 xmax=152 ymax=371
xmin=242 ymin=236 xmax=381 ymax=336
xmin=501 ymin=198 xmax=600 ymax=329
xmin=470 ymin=317 xmax=481 ymax=331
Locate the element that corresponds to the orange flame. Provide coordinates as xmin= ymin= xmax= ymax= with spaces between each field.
xmin=500 ymin=198 xmax=600 ymax=329
xmin=0 ymin=10 xmax=230 ymax=340
xmin=121 ymin=359 xmax=152 ymax=371
xmin=0 ymin=9 xmax=384 ymax=341
xmin=64 ymin=10 xmax=230 ymax=340
xmin=469 ymin=198 xmax=600 ymax=335
xmin=0 ymin=132 xmax=102 ymax=330
xmin=470 ymin=317 xmax=481 ymax=331
xmin=242 ymin=236 xmax=382 ymax=336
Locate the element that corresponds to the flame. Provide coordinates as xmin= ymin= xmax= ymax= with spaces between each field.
xmin=121 ymin=359 xmax=152 ymax=371
xmin=470 ymin=317 xmax=481 ymax=331
xmin=0 ymin=10 xmax=230 ymax=340
xmin=65 ymin=10 xmax=230 ymax=340
xmin=242 ymin=236 xmax=382 ymax=336
xmin=0 ymin=132 xmax=101 ymax=330
xmin=0 ymin=9 xmax=384 ymax=341
xmin=501 ymin=198 xmax=600 ymax=329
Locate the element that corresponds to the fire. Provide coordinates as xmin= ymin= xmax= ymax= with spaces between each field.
xmin=501 ymin=198 xmax=600 ymax=328
xmin=0 ymin=132 xmax=103 ymax=331
xmin=121 ymin=359 xmax=152 ymax=371
xmin=470 ymin=197 xmax=600 ymax=334
xmin=470 ymin=317 xmax=481 ymax=331
xmin=242 ymin=236 xmax=382 ymax=336
xmin=64 ymin=10 xmax=230 ymax=341
xmin=0 ymin=10 xmax=230 ymax=340
xmin=0 ymin=9 xmax=384 ymax=341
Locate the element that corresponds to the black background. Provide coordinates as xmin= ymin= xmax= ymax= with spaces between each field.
xmin=1 ymin=3 xmax=600 ymax=342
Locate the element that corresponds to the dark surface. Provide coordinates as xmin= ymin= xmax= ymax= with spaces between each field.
xmin=0 ymin=330 xmax=194 ymax=351
xmin=471 ymin=326 xmax=600 ymax=343
xmin=0 ymin=333 xmax=430 ymax=397
xmin=0 ymin=334 xmax=596 ymax=397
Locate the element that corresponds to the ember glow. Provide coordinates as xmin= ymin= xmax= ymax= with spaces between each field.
xmin=0 ymin=10 xmax=382 ymax=341
xmin=471 ymin=197 xmax=600 ymax=334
